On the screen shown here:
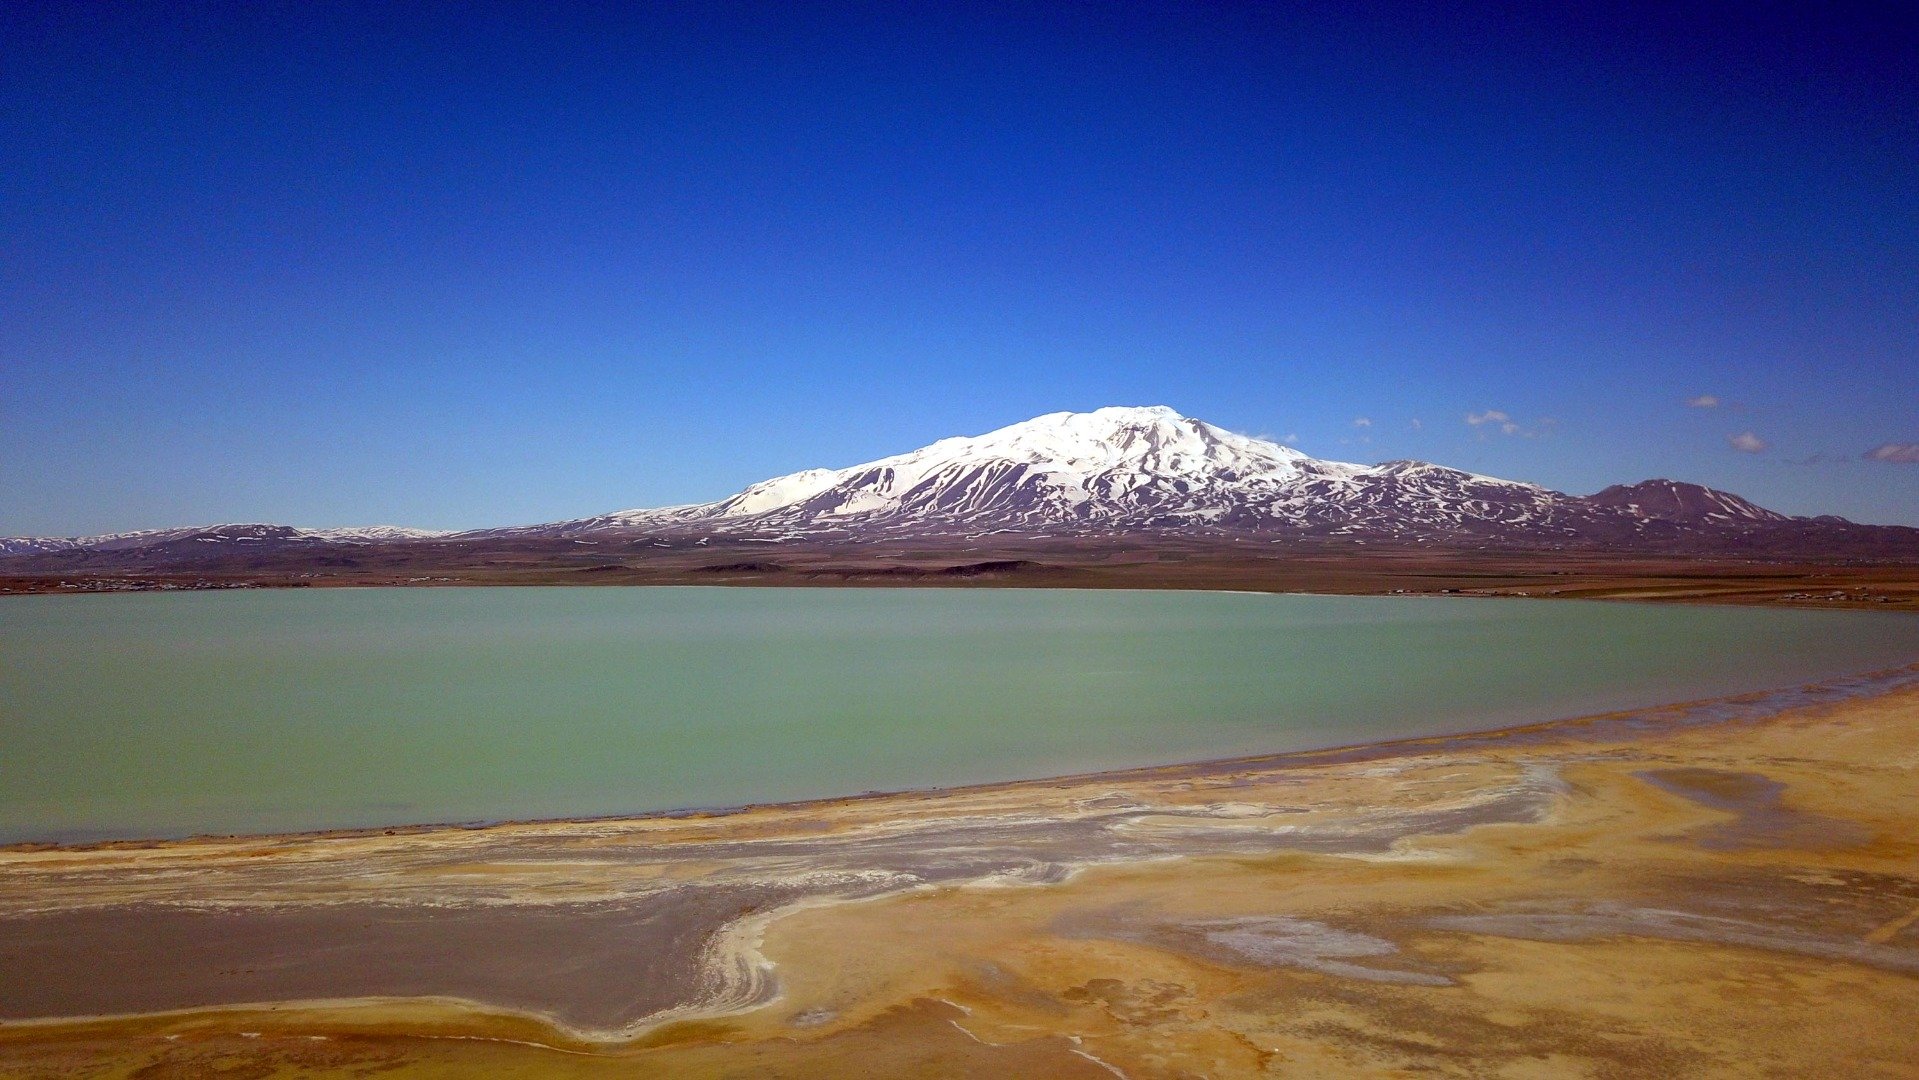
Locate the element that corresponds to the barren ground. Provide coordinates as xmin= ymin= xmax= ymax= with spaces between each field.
xmin=3 ymin=655 xmax=1917 ymax=1077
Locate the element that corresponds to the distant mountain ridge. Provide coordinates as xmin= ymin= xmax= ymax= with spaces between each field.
xmin=1586 ymin=479 xmax=1790 ymax=524
xmin=0 ymin=523 xmax=449 ymax=558
xmin=479 ymin=406 xmax=1587 ymax=540
xmin=468 ymin=406 xmax=1891 ymax=548
xmin=5 ymin=407 xmax=1915 ymax=560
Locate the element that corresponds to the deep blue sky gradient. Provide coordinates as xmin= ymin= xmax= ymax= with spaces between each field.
xmin=4 ymin=1 xmax=1915 ymax=533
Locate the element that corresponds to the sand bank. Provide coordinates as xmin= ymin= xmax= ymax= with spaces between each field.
xmin=3 ymin=662 xmax=1919 ymax=1076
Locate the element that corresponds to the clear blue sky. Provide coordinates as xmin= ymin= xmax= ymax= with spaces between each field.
xmin=4 ymin=1 xmax=1915 ymax=534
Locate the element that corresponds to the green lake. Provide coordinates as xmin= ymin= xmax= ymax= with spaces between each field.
xmin=3 ymin=586 xmax=1917 ymax=843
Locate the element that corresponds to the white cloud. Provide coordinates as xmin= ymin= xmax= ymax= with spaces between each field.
xmin=1409 ymin=418 xmax=1422 ymax=430
xmin=1686 ymin=395 xmax=1720 ymax=408
xmin=1282 ymin=432 xmax=1300 ymax=445
xmin=1865 ymin=442 xmax=1919 ymax=463
xmin=1728 ymin=431 xmax=1768 ymax=454
xmin=1465 ymin=409 xmax=1553 ymax=439
xmin=1352 ymin=417 xmax=1372 ymax=428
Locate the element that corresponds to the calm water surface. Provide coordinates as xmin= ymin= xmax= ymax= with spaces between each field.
xmin=4 ymin=586 xmax=1917 ymax=843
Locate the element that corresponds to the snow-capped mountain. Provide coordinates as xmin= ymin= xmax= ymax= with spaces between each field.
xmin=5 ymin=406 xmax=1909 ymax=560
xmin=482 ymin=406 xmax=1666 ymax=541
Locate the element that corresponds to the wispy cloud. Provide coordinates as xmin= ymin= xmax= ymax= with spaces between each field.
xmin=1352 ymin=417 xmax=1372 ymax=428
xmin=1465 ymin=409 xmax=1515 ymax=436
xmin=1465 ymin=410 xmax=1553 ymax=439
xmin=1282 ymin=432 xmax=1300 ymax=445
xmin=1409 ymin=418 xmax=1422 ymax=430
xmin=1865 ymin=442 xmax=1919 ymax=463
xmin=1728 ymin=431 xmax=1768 ymax=454
xmin=1686 ymin=394 xmax=1720 ymax=408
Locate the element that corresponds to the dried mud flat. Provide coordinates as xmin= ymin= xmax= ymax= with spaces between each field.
xmin=4 ymin=665 xmax=1919 ymax=1077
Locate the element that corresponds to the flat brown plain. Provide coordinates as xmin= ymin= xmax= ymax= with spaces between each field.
xmin=6 ymin=537 xmax=1919 ymax=610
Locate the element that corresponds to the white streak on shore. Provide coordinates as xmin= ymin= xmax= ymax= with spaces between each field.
xmin=1070 ymin=1045 xmax=1133 ymax=1078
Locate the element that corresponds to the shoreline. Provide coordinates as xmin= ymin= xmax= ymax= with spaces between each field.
xmin=6 ymin=576 xmax=1917 ymax=612
xmin=7 ymin=538 xmax=1918 ymax=612
xmin=5 ymin=657 xmax=1919 ymax=1060
xmin=7 ymin=583 xmax=1911 ymax=855
xmin=10 ymin=652 xmax=1918 ymax=857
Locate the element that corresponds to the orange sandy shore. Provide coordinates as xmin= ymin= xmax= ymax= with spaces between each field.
xmin=3 ymin=665 xmax=1919 ymax=1078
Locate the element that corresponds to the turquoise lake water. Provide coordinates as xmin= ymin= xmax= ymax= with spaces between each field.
xmin=3 ymin=586 xmax=1917 ymax=843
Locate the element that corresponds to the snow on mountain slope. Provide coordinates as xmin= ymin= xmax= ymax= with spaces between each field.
xmin=301 ymin=526 xmax=454 ymax=541
xmin=1586 ymin=480 xmax=1790 ymax=524
xmin=0 ymin=527 xmax=196 ymax=557
xmin=493 ymin=406 xmax=1618 ymax=540
xmin=0 ymin=523 xmax=449 ymax=556
xmin=8 ymin=407 xmax=1846 ymax=557
xmin=708 ymin=406 xmax=1358 ymax=527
